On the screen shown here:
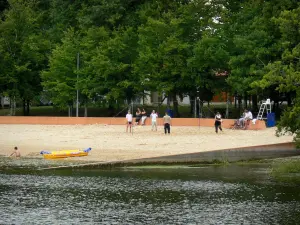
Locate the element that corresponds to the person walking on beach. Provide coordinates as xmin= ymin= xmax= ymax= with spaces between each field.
xmin=135 ymin=108 xmax=141 ymax=125
xmin=126 ymin=111 xmax=133 ymax=133
xmin=9 ymin=146 xmax=21 ymax=158
xmin=141 ymin=108 xmax=147 ymax=126
xmin=163 ymin=112 xmax=171 ymax=135
xmin=150 ymin=110 xmax=158 ymax=131
xmin=214 ymin=112 xmax=223 ymax=133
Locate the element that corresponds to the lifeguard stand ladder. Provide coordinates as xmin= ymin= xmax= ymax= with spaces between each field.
xmin=257 ymin=98 xmax=271 ymax=120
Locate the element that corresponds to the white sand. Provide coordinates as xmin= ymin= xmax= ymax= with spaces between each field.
xmin=0 ymin=124 xmax=294 ymax=162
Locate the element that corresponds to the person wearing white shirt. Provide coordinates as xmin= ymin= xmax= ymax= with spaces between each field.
xmin=214 ymin=112 xmax=223 ymax=133
xmin=126 ymin=111 xmax=133 ymax=133
xmin=238 ymin=109 xmax=253 ymax=128
xmin=150 ymin=110 xmax=158 ymax=131
xmin=245 ymin=111 xmax=253 ymax=120
xmin=141 ymin=108 xmax=147 ymax=125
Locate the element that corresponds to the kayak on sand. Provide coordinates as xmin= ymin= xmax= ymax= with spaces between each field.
xmin=40 ymin=148 xmax=92 ymax=159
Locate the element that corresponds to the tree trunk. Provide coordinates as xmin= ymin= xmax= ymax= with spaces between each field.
xmin=200 ymin=100 xmax=204 ymax=118
xmin=84 ymin=105 xmax=88 ymax=117
xmin=26 ymin=100 xmax=30 ymax=116
xmin=13 ymin=96 xmax=16 ymax=116
xmin=172 ymin=93 xmax=180 ymax=118
xmin=287 ymin=93 xmax=292 ymax=106
xmin=252 ymin=95 xmax=258 ymax=112
xmin=22 ymin=99 xmax=26 ymax=116
xmin=9 ymin=99 xmax=12 ymax=115
xmin=108 ymin=102 xmax=115 ymax=116
xmin=166 ymin=94 xmax=171 ymax=110
xmin=244 ymin=93 xmax=248 ymax=109
xmin=238 ymin=95 xmax=242 ymax=111
xmin=68 ymin=105 xmax=71 ymax=117
xmin=234 ymin=94 xmax=237 ymax=108
xmin=225 ymin=93 xmax=229 ymax=119
xmin=189 ymin=95 xmax=195 ymax=117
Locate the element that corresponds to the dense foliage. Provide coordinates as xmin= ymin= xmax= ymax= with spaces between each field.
xmin=0 ymin=0 xmax=299 ymax=143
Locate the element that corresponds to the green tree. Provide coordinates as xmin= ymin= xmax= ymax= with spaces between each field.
xmin=135 ymin=0 xmax=224 ymax=117
xmin=78 ymin=26 xmax=110 ymax=115
xmin=0 ymin=0 xmax=49 ymax=115
xmin=89 ymin=27 xmax=139 ymax=104
xmin=252 ymin=5 xmax=300 ymax=146
xmin=41 ymin=28 xmax=80 ymax=116
xmin=225 ymin=0 xmax=298 ymax=111
xmin=189 ymin=36 xmax=229 ymax=113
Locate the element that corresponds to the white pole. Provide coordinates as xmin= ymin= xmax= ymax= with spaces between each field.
xmin=198 ymin=97 xmax=201 ymax=129
xmin=194 ymin=98 xmax=196 ymax=118
xmin=76 ymin=52 xmax=79 ymax=117
xmin=197 ymin=87 xmax=200 ymax=129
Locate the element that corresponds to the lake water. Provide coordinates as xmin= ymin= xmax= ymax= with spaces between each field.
xmin=1 ymin=162 xmax=300 ymax=224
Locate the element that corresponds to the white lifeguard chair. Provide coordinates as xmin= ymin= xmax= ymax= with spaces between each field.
xmin=257 ymin=98 xmax=271 ymax=120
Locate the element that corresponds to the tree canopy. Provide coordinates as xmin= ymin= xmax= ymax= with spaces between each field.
xmin=0 ymin=0 xmax=299 ymax=144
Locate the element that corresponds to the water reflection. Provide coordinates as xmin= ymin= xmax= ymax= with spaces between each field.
xmin=1 ymin=165 xmax=300 ymax=224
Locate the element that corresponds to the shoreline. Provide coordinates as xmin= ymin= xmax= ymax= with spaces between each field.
xmin=1 ymin=155 xmax=300 ymax=173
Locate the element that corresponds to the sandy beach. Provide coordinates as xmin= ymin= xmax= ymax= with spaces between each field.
xmin=0 ymin=124 xmax=294 ymax=162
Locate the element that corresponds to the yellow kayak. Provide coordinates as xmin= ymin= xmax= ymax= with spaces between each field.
xmin=40 ymin=148 xmax=92 ymax=159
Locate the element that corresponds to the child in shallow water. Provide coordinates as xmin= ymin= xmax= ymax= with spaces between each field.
xmin=9 ymin=146 xmax=21 ymax=158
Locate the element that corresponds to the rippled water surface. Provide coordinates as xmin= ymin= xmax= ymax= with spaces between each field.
xmin=1 ymin=164 xmax=300 ymax=224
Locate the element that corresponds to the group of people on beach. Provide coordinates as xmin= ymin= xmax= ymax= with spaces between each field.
xmin=6 ymin=109 xmax=254 ymax=159
xmin=238 ymin=109 xmax=253 ymax=128
xmin=214 ymin=108 xmax=254 ymax=133
xmin=126 ymin=109 xmax=171 ymax=134
xmin=126 ymin=107 xmax=254 ymax=135
xmin=133 ymin=108 xmax=148 ymax=126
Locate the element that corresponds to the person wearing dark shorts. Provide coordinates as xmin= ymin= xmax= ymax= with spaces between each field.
xmin=214 ymin=112 xmax=223 ymax=133
xmin=163 ymin=112 xmax=171 ymax=135
xmin=126 ymin=111 xmax=133 ymax=133
xmin=135 ymin=108 xmax=141 ymax=125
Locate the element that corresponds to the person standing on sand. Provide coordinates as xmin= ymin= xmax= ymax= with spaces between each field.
xmin=135 ymin=108 xmax=141 ymax=125
xmin=163 ymin=112 xmax=171 ymax=135
xmin=126 ymin=111 xmax=133 ymax=133
xmin=141 ymin=108 xmax=147 ymax=126
xmin=214 ymin=112 xmax=223 ymax=133
xmin=9 ymin=146 xmax=21 ymax=158
xmin=150 ymin=110 xmax=158 ymax=131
